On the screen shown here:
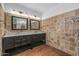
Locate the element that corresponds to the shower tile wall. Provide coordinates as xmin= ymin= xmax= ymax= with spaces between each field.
xmin=41 ymin=9 xmax=79 ymax=55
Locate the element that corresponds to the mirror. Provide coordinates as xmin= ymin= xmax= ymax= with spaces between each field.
xmin=30 ymin=19 xmax=40 ymax=30
xmin=12 ymin=16 xmax=28 ymax=30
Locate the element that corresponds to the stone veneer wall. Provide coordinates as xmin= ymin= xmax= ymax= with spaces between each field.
xmin=5 ymin=12 xmax=41 ymax=33
xmin=0 ymin=4 xmax=5 ymax=55
xmin=0 ymin=5 xmax=4 ymax=37
xmin=41 ymin=9 xmax=79 ymax=55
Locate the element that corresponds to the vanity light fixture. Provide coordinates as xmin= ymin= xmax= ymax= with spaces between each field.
xmin=7 ymin=9 xmax=41 ymax=20
xmin=29 ymin=15 xmax=35 ymax=19
xmin=10 ymin=10 xmax=19 ymax=15
xmin=35 ymin=17 xmax=40 ymax=20
xmin=29 ymin=15 xmax=40 ymax=20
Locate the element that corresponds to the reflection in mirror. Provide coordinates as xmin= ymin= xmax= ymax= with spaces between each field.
xmin=30 ymin=19 xmax=40 ymax=30
xmin=12 ymin=16 xmax=28 ymax=30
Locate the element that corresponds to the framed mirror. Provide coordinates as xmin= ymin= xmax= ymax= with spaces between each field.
xmin=11 ymin=16 xmax=28 ymax=30
xmin=30 ymin=19 xmax=40 ymax=30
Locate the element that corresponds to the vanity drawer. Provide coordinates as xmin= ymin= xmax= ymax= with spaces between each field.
xmin=15 ymin=37 xmax=22 ymax=42
xmin=15 ymin=42 xmax=21 ymax=47
xmin=21 ymin=40 xmax=31 ymax=45
xmin=22 ymin=35 xmax=30 ymax=40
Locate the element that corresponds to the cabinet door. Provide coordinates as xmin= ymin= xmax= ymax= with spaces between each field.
xmin=31 ymin=34 xmax=46 ymax=43
xmin=21 ymin=35 xmax=31 ymax=45
xmin=3 ymin=37 xmax=15 ymax=49
xmin=31 ymin=34 xmax=38 ymax=43
xmin=15 ymin=36 xmax=22 ymax=47
xmin=37 ymin=33 xmax=46 ymax=41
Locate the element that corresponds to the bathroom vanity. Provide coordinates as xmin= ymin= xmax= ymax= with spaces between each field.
xmin=2 ymin=31 xmax=46 ymax=55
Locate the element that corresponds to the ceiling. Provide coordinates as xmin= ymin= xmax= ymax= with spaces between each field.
xmin=20 ymin=3 xmax=58 ymax=14
xmin=20 ymin=3 xmax=79 ymax=19
xmin=3 ymin=3 xmax=79 ymax=19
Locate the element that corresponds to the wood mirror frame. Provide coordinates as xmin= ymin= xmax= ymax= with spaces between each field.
xmin=30 ymin=19 xmax=40 ymax=30
xmin=11 ymin=16 xmax=28 ymax=30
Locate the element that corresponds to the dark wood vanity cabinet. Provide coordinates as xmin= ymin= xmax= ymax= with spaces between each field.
xmin=2 ymin=33 xmax=46 ymax=55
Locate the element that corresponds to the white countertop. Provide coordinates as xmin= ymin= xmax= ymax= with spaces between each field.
xmin=3 ymin=31 xmax=45 ymax=37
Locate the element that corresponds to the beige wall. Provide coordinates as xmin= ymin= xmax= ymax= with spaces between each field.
xmin=41 ymin=9 xmax=79 ymax=55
